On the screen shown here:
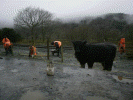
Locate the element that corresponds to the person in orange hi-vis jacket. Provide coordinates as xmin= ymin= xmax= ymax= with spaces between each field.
xmin=2 ymin=36 xmax=13 ymax=55
xmin=29 ymin=45 xmax=37 ymax=58
xmin=118 ymin=38 xmax=125 ymax=54
xmin=51 ymin=41 xmax=61 ymax=56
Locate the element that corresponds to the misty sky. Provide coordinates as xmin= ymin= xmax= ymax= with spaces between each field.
xmin=0 ymin=0 xmax=133 ymax=28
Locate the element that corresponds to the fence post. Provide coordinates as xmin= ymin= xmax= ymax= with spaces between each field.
xmin=61 ymin=42 xmax=63 ymax=62
xmin=47 ymin=38 xmax=50 ymax=60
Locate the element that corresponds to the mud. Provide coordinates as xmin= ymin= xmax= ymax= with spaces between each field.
xmin=0 ymin=45 xmax=133 ymax=100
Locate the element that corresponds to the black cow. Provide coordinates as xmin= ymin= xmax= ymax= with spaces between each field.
xmin=72 ymin=41 xmax=117 ymax=71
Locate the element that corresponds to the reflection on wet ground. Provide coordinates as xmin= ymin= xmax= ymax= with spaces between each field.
xmin=0 ymin=56 xmax=133 ymax=100
xmin=20 ymin=90 xmax=45 ymax=100
xmin=0 ymin=46 xmax=133 ymax=100
xmin=112 ymin=75 xmax=133 ymax=84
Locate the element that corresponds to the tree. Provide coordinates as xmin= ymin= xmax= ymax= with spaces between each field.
xmin=0 ymin=28 xmax=22 ymax=43
xmin=0 ymin=29 xmax=2 ymax=41
xmin=123 ymin=24 xmax=133 ymax=40
xmin=14 ymin=7 xmax=53 ymax=45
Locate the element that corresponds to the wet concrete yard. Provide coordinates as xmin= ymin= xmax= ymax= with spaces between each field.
xmin=0 ymin=45 xmax=133 ymax=100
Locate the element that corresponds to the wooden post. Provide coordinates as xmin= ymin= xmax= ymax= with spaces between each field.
xmin=47 ymin=38 xmax=50 ymax=60
xmin=61 ymin=42 xmax=63 ymax=62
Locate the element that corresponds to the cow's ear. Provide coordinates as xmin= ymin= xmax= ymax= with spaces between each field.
xmin=83 ymin=40 xmax=87 ymax=44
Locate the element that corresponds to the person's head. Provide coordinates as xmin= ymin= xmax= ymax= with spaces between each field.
xmin=29 ymin=45 xmax=33 ymax=49
xmin=51 ymin=41 xmax=54 ymax=45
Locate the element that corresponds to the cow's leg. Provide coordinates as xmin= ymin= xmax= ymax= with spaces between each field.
xmin=87 ymin=62 xmax=94 ymax=69
xmin=80 ymin=64 xmax=85 ymax=68
xmin=104 ymin=60 xmax=113 ymax=71
xmin=102 ymin=62 xmax=105 ymax=70
xmin=80 ymin=62 xmax=85 ymax=68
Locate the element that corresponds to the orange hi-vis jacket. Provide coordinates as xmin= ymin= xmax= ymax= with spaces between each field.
xmin=119 ymin=38 xmax=125 ymax=52
xmin=2 ymin=38 xmax=12 ymax=48
xmin=54 ymin=41 xmax=61 ymax=48
xmin=29 ymin=46 xmax=37 ymax=56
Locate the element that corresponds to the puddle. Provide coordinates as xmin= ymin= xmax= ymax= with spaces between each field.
xmin=63 ymin=67 xmax=82 ymax=74
xmin=11 ymin=69 xmax=18 ymax=72
xmin=63 ymin=67 xmax=91 ymax=74
xmin=63 ymin=67 xmax=98 ymax=77
xmin=20 ymin=90 xmax=45 ymax=100
xmin=112 ymin=75 xmax=133 ymax=83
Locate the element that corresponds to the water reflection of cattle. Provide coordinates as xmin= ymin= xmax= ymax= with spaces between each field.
xmin=72 ymin=41 xmax=117 ymax=71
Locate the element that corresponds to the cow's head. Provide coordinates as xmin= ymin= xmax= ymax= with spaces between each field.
xmin=72 ymin=40 xmax=87 ymax=52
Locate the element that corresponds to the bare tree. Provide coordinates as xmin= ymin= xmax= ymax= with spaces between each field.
xmin=14 ymin=7 xmax=53 ymax=45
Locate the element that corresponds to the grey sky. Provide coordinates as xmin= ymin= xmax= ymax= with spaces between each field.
xmin=0 ymin=0 xmax=133 ymax=27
